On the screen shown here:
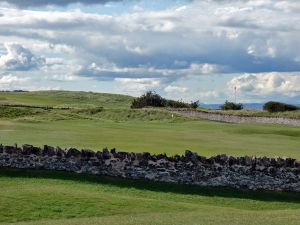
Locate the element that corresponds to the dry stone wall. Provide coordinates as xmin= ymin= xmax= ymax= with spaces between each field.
xmin=170 ymin=109 xmax=300 ymax=126
xmin=0 ymin=144 xmax=300 ymax=192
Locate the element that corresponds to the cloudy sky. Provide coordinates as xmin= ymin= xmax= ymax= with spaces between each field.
xmin=0 ymin=0 xmax=299 ymax=103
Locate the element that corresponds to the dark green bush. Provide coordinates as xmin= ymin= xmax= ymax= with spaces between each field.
xmin=166 ymin=99 xmax=190 ymax=108
xmin=86 ymin=107 xmax=104 ymax=115
xmin=131 ymin=91 xmax=198 ymax=109
xmin=190 ymin=101 xmax=199 ymax=109
xmin=263 ymin=101 xmax=299 ymax=112
xmin=77 ymin=107 xmax=104 ymax=115
xmin=131 ymin=91 xmax=167 ymax=109
xmin=220 ymin=101 xmax=243 ymax=110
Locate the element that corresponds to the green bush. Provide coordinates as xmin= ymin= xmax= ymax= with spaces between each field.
xmin=190 ymin=101 xmax=199 ymax=109
xmin=131 ymin=91 xmax=167 ymax=108
xmin=220 ymin=101 xmax=243 ymax=110
xmin=166 ymin=99 xmax=190 ymax=108
xmin=263 ymin=101 xmax=299 ymax=112
xmin=131 ymin=91 xmax=198 ymax=109
xmin=77 ymin=107 xmax=104 ymax=115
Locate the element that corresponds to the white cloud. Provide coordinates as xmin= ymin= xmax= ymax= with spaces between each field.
xmin=228 ymin=72 xmax=300 ymax=98
xmin=247 ymin=41 xmax=277 ymax=58
xmin=0 ymin=73 xmax=64 ymax=91
xmin=0 ymin=74 xmax=29 ymax=84
xmin=32 ymin=43 xmax=74 ymax=54
xmin=164 ymin=85 xmax=187 ymax=94
xmin=0 ymin=0 xmax=120 ymax=8
xmin=50 ymin=74 xmax=93 ymax=81
xmin=115 ymin=77 xmax=160 ymax=95
xmin=0 ymin=43 xmax=45 ymax=71
xmin=198 ymin=90 xmax=220 ymax=99
xmin=0 ymin=74 xmax=30 ymax=90
xmin=190 ymin=63 xmax=219 ymax=74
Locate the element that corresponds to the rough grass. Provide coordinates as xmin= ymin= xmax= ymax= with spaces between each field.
xmin=0 ymin=91 xmax=133 ymax=109
xmin=0 ymin=169 xmax=299 ymax=225
xmin=8 ymin=108 xmax=187 ymax=122
xmin=0 ymin=106 xmax=43 ymax=119
xmin=198 ymin=108 xmax=300 ymax=119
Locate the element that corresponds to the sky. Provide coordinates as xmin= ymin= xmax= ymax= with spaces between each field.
xmin=0 ymin=0 xmax=299 ymax=104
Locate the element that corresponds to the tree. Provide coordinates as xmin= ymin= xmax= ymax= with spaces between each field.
xmin=220 ymin=101 xmax=243 ymax=110
xmin=131 ymin=91 xmax=166 ymax=108
xmin=263 ymin=101 xmax=299 ymax=112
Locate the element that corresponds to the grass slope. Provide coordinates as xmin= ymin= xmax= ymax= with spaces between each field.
xmin=0 ymin=169 xmax=300 ymax=225
xmin=0 ymin=91 xmax=133 ymax=109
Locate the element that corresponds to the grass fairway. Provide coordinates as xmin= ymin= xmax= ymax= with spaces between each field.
xmin=0 ymin=169 xmax=300 ymax=225
xmin=0 ymin=119 xmax=300 ymax=158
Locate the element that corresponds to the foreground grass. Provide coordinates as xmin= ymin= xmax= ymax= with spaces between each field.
xmin=0 ymin=169 xmax=299 ymax=225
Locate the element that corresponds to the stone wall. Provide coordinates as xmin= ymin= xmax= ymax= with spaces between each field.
xmin=0 ymin=144 xmax=299 ymax=192
xmin=170 ymin=109 xmax=300 ymax=126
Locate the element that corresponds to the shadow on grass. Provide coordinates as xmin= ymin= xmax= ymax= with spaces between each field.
xmin=0 ymin=167 xmax=300 ymax=204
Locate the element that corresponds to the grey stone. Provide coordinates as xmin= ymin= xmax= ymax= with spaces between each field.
xmin=0 ymin=144 xmax=299 ymax=192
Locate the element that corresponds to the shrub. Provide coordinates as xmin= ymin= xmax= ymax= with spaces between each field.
xmin=220 ymin=101 xmax=243 ymax=110
xmin=166 ymin=99 xmax=190 ymax=108
xmin=190 ymin=101 xmax=199 ymax=109
xmin=131 ymin=91 xmax=198 ymax=109
xmin=131 ymin=91 xmax=167 ymax=109
xmin=77 ymin=107 xmax=104 ymax=115
xmin=263 ymin=101 xmax=299 ymax=112
xmin=86 ymin=107 xmax=104 ymax=115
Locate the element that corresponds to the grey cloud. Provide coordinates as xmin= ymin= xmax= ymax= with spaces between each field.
xmin=0 ymin=1 xmax=300 ymax=83
xmin=76 ymin=63 xmax=170 ymax=81
xmin=0 ymin=44 xmax=45 ymax=71
xmin=75 ymin=61 xmax=226 ymax=83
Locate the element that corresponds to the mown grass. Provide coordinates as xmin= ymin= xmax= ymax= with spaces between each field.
xmin=0 ymin=119 xmax=300 ymax=158
xmin=0 ymin=169 xmax=299 ymax=225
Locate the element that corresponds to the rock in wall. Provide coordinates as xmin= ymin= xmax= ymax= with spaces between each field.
xmin=0 ymin=144 xmax=299 ymax=192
